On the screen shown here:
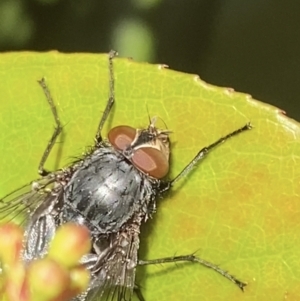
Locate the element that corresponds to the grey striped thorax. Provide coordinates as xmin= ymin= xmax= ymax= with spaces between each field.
xmin=62 ymin=142 xmax=159 ymax=235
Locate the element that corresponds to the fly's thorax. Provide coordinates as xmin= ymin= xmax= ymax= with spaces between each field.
xmin=108 ymin=117 xmax=171 ymax=179
xmin=62 ymin=146 xmax=159 ymax=235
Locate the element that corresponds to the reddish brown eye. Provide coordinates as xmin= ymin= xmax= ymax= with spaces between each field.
xmin=132 ymin=147 xmax=169 ymax=179
xmin=108 ymin=126 xmax=136 ymax=151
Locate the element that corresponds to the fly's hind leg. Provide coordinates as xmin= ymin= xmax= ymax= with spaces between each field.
xmin=37 ymin=78 xmax=63 ymax=176
xmin=138 ymin=253 xmax=246 ymax=291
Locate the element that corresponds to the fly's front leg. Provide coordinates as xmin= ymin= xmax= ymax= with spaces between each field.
xmin=169 ymin=123 xmax=252 ymax=186
xmin=158 ymin=123 xmax=252 ymax=194
xmin=37 ymin=78 xmax=63 ymax=176
xmin=95 ymin=50 xmax=118 ymax=144
xmin=138 ymin=253 xmax=246 ymax=291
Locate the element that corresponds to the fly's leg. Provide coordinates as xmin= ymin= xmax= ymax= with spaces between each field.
xmin=95 ymin=50 xmax=118 ymax=143
xmin=138 ymin=253 xmax=246 ymax=291
xmin=134 ymin=284 xmax=146 ymax=301
xmin=153 ymin=125 xmax=251 ymax=289
xmin=37 ymin=78 xmax=63 ymax=176
xmin=37 ymin=51 xmax=118 ymax=175
xmin=170 ymin=123 xmax=251 ymax=186
xmin=163 ymin=123 xmax=252 ymax=189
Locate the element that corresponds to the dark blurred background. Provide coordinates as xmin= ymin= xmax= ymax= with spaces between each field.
xmin=1 ymin=0 xmax=300 ymax=121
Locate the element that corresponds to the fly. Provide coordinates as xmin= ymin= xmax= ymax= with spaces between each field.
xmin=0 ymin=51 xmax=251 ymax=301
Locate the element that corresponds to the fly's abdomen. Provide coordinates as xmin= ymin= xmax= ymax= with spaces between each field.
xmin=63 ymin=147 xmax=155 ymax=233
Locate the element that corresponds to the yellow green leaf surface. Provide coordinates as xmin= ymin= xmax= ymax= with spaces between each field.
xmin=0 ymin=52 xmax=300 ymax=301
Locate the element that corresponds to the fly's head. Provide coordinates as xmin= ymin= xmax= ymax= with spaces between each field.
xmin=108 ymin=117 xmax=171 ymax=179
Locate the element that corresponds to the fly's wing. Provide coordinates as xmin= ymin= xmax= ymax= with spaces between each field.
xmin=80 ymin=231 xmax=140 ymax=301
xmin=23 ymin=214 xmax=57 ymax=262
xmin=0 ymin=176 xmax=58 ymax=226
xmin=0 ymin=175 xmax=64 ymax=262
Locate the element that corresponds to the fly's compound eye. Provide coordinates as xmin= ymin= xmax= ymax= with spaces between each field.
xmin=132 ymin=147 xmax=169 ymax=179
xmin=108 ymin=125 xmax=169 ymax=179
xmin=108 ymin=126 xmax=136 ymax=150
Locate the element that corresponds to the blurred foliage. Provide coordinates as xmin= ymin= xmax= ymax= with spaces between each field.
xmin=0 ymin=0 xmax=34 ymax=47
xmin=0 ymin=1 xmax=300 ymax=120
xmin=131 ymin=0 xmax=162 ymax=10
xmin=0 ymin=223 xmax=91 ymax=301
xmin=112 ymin=18 xmax=154 ymax=61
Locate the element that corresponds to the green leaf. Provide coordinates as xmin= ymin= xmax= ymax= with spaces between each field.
xmin=0 ymin=52 xmax=300 ymax=301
